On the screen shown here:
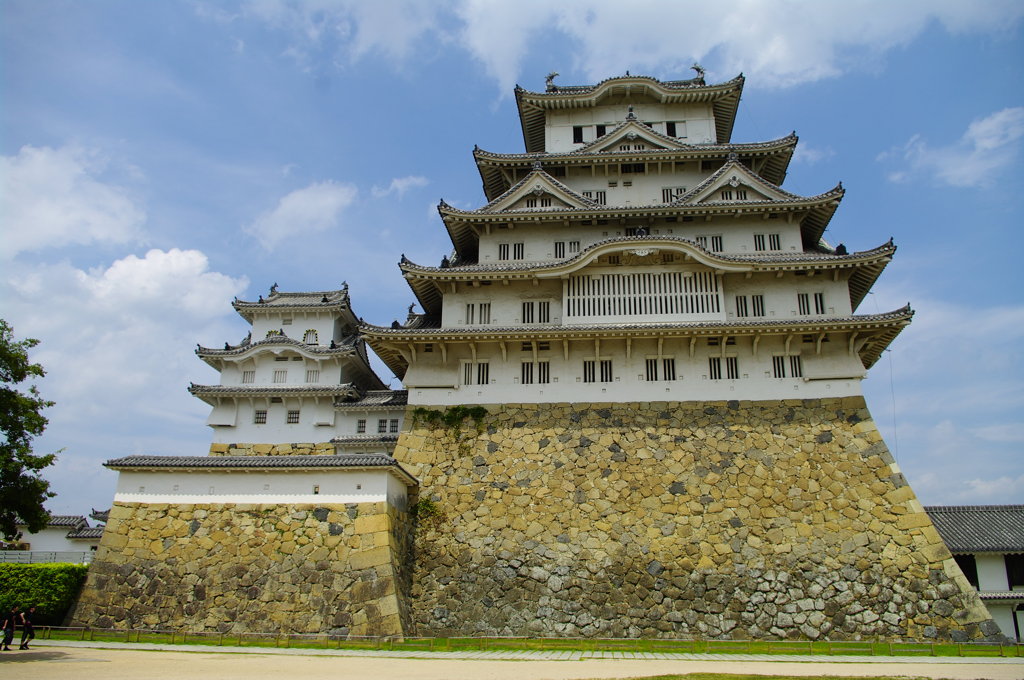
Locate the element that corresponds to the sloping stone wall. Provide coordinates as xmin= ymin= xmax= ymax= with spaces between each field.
xmin=394 ymin=397 xmax=1001 ymax=641
xmin=70 ymin=501 xmax=412 ymax=636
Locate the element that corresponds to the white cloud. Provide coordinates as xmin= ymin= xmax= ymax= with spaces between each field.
xmin=455 ymin=0 xmax=1024 ymax=93
xmin=244 ymin=180 xmax=358 ymax=249
xmin=237 ymin=0 xmax=447 ymax=70
xmin=0 ymin=145 xmax=145 ymax=258
xmin=792 ymin=144 xmax=835 ymax=165
xmin=878 ymin=107 xmax=1024 ymax=187
xmin=372 ymin=175 xmax=429 ymax=199
xmin=2 ymin=248 xmax=249 ymax=514
xmin=209 ymin=1 xmax=1023 ymax=93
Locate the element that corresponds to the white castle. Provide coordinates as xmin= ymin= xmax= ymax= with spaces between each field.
xmin=77 ymin=72 xmax=1004 ymax=642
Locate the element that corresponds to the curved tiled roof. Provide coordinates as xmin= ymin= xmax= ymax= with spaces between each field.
xmin=925 ymin=505 xmax=1024 ymax=553
xmin=40 ymin=515 xmax=88 ymax=528
xmin=334 ymin=390 xmax=408 ymax=408
xmin=233 ymin=288 xmax=352 ymax=321
xmin=363 ymin=306 xmax=912 ymax=377
xmin=195 ymin=334 xmax=358 ymax=365
xmin=331 ymin=434 xmax=401 ymax=446
xmin=188 ymin=383 xmax=364 ymax=404
xmin=474 ymin=134 xmax=798 ymax=200
xmin=67 ymin=526 xmax=105 ymax=539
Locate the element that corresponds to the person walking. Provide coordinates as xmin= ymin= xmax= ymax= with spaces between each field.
xmin=19 ymin=606 xmax=35 ymax=650
xmin=0 ymin=605 xmax=18 ymax=651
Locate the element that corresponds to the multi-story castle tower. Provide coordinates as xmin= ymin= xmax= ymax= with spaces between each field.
xmin=72 ymin=71 xmax=1003 ymax=642
xmin=363 ymin=72 xmax=906 ymax=408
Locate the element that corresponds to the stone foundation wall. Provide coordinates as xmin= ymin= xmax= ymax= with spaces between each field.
xmin=394 ymin=397 xmax=1001 ymax=641
xmin=70 ymin=501 xmax=412 ymax=636
xmin=208 ymin=442 xmax=336 ymax=456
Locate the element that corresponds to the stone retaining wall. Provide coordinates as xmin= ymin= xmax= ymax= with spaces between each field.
xmin=208 ymin=442 xmax=336 ymax=456
xmin=70 ymin=501 xmax=412 ymax=636
xmin=394 ymin=397 xmax=1001 ymax=641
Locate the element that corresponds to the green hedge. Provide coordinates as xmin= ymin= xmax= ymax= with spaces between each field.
xmin=0 ymin=563 xmax=89 ymax=626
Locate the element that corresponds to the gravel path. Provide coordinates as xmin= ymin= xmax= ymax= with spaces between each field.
xmin=0 ymin=640 xmax=1020 ymax=680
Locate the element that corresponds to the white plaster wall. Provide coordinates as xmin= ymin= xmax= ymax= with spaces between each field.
xmin=210 ymin=402 xmax=405 ymax=445
xmin=250 ymin=311 xmax=337 ymax=345
xmin=476 ymin=219 xmax=805 ymax=263
xmin=210 ymin=398 xmax=336 ymax=443
xmin=20 ymin=527 xmax=82 ymax=552
xmin=113 ymin=468 xmax=407 ymax=506
xmin=545 ymin=102 xmax=716 ymax=152
xmin=219 ymin=355 xmax=343 ymax=387
xmin=404 ymin=336 xmax=866 ymax=405
xmin=977 ymin=553 xmax=1010 ymax=591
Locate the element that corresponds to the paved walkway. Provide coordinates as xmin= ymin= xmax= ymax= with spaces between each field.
xmin=0 ymin=639 xmax=1018 ymax=680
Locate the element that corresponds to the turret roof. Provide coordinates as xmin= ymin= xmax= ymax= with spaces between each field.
xmin=515 ymin=73 xmax=745 ymax=152
xmin=195 ymin=334 xmax=359 ymax=368
xmin=232 ymin=288 xmax=351 ymax=322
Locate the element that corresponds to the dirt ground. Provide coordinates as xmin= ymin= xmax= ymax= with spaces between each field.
xmin=1 ymin=645 xmax=1022 ymax=680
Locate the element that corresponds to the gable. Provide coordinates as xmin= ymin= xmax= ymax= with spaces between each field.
xmin=483 ymin=170 xmax=596 ymax=212
xmin=679 ymin=161 xmax=794 ymax=206
xmin=581 ymin=120 xmax=684 ymax=154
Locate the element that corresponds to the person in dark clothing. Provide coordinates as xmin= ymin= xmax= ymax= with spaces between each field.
xmin=19 ymin=606 xmax=35 ymax=649
xmin=1 ymin=605 xmax=18 ymax=651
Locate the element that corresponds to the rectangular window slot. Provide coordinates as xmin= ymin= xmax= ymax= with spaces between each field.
xmin=390 ymin=419 xmax=399 ymax=433
xmin=242 ymin=370 xmax=255 ymax=384
xmin=287 ymin=410 xmax=300 ymax=424
xmin=273 ymin=370 xmax=287 ymax=383
xmin=305 ymin=369 xmax=320 ymax=383
xmin=357 ymin=419 xmax=366 ymax=433
xmin=254 ymin=410 xmax=268 ymax=424
xmin=378 ymin=419 xmax=388 ymax=433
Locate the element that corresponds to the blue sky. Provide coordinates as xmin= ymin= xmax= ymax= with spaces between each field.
xmin=2 ymin=1 xmax=1022 ymax=516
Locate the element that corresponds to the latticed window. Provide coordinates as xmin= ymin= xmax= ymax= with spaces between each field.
xmin=769 ymin=234 xmax=781 ymax=250
xmin=708 ymin=357 xmax=722 ymax=380
xmin=797 ymin=293 xmax=810 ymax=315
xmin=645 ymin=358 xmax=659 ymax=381
xmin=521 ymin=361 xmax=534 ymax=385
xmin=814 ymin=293 xmax=826 ymax=314
xmin=752 ymin=294 xmax=765 ymax=317
xmin=735 ymin=296 xmax=749 ymax=318
xmin=663 ymin=358 xmax=677 ymax=381
xmin=498 ymin=243 xmax=509 ymax=260
xmin=242 ymin=370 xmax=255 ymax=384
xmin=726 ymin=356 xmax=739 ymax=380
xmin=538 ymin=361 xmax=550 ymax=384
xmin=357 ymin=419 xmax=366 ymax=433
xmin=254 ymin=410 xmax=267 ymax=424
xmin=555 ymin=241 xmax=565 ymax=258
xmin=287 ymin=410 xmax=300 ymax=424
xmin=273 ymin=370 xmax=287 ymax=383
xmin=390 ymin=419 xmax=399 ymax=433
xmin=305 ymin=369 xmax=320 ymax=383
xmin=378 ymin=419 xmax=388 ymax=433
xmin=773 ymin=355 xmax=787 ymax=378
xmin=513 ymin=243 xmax=524 ymax=260
xmin=789 ymin=355 xmax=803 ymax=378
xmin=478 ymin=303 xmax=491 ymax=324
xmin=462 ymin=362 xmax=489 ymax=385
xmin=303 ymin=329 xmax=318 ymax=344
xmin=566 ymin=271 xmax=720 ymax=320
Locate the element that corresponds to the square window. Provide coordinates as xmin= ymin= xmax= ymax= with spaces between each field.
xmin=242 ymin=370 xmax=255 ymax=384
xmin=306 ymin=369 xmax=320 ymax=383
xmin=287 ymin=410 xmax=300 ymax=424
xmin=254 ymin=410 xmax=268 ymax=424
xmin=273 ymin=370 xmax=287 ymax=383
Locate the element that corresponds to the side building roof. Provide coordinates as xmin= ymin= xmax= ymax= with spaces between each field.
xmin=925 ymin=505 xmax=1024 ymax=554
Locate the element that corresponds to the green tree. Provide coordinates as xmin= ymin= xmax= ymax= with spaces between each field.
xmin=0 ymin=319 xmax=56 ymax=540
